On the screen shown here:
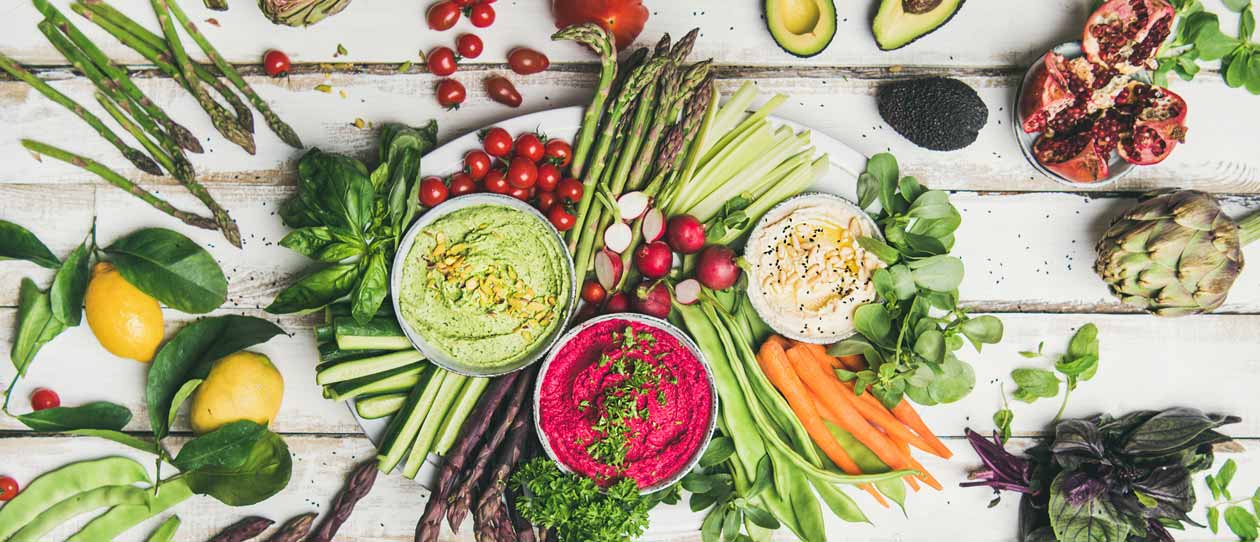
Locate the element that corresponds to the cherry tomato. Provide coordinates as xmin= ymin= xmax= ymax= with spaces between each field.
xmin=507 ymin=157 xmax=538 ymax=189
xmin=468 ymin=3 xmax=495 ymax=27
xmin=436 ymin=79 xmax=466 ymax=109
xmin=581 ymin=280 xmax=607 ymax=304
xmin=548 ymin=204 xmax=576 ymax=232
xmin=483 ymin=169 xmax=510 ymax=194
xmin=507 ymin=48 xmax=550 ymax=75
xmin=536 ymin=191 xmax=558 ymax=213
xmin=464 ymin=150 xmax=491 ymax=180
xmin=556 ymin=177 xmax=584 ymax=203
xmin=508 ymin=186 xmax=532 ymax=201
xmin=419 ymin=176 xmax=449 ymax=207
xmin=0 ymin=476 xmax=18 ymax=501
xmin=456 ymin=34 xmax=484 ymax=59
xmin=427 ymin=47 xmax=458 ymax=77
xmin=481 ymin=127 xmax=513 ymax=158
xmin=536 ymin=163 xmax=561 ymax=192
xmin=30 ymin=388 xmax=60 ymax=411
xmin=262 ymin=49 xmax=291 ymax=78
xmin=427 ymin=1 xmax=461 ymax=30
xmin=484 ymin=75 xmax=522 ymax=108
xmin=544 ymin=139 xmax=573 ymax=167
xmin=514 ymin=133 xmax=545 ymax=162
xmin=453 ymin=0 xmax=475 ymax=5
xmin=448 ymin=172 xmax=477 ymax=196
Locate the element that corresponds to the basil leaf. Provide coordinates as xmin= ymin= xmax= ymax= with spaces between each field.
xmin=278 ymin=227 xmax=334 ymax=258
xmin=105 ymin=228 xmax=227 ymax=314
xmin=1055 ymin=354 xmax=1099 ymax=383
xmin=11 ymin=278 xmax=65 ymax=374
xmin=350 ymin=251 xmax=389 ymax=324
xmin=173 ymin=420 xmax=268 ymax=472
xmin=1011 ymin=368 xmax=1059 ymax=403
xmin=49 ymin=239 xmax=91 ymax=327
xmin=1048 ymin=472 xmax=1129 ymax=542
xmin=0 ymin=219 xmax=59 ymax=268
xmin=265 ymin=262 xmax=361 ymax=314
xmin=699 ymin=436 xmax=735 ymax=468
xmin=1120 ymin=407 xmax=1241 ymax=455
xmin=908 ymin=255 xmax=964 ymax=292
xmin=16 ymin=401 xmax=131 ymax=431
xmin=185 ymin=429 xmax=292 ymax=506
xmin=294 ymin=149 xmax=375 ymax=233
xmin=1224 ymin=506 xmax=1259 ymax=540
xmin=317 ymin=242 xmax=364 ymax=263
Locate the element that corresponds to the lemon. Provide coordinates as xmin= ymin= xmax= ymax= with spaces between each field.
xmin=190 ymin=351 xmax=284 ymax=435
xmin=84 ymin=262 xmax=164 ymax=362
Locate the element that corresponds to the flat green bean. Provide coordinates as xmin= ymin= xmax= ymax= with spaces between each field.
xmin=10 ymin=485 xmax=151 ymax=542
xmin=67 ymin=478 xmax=193 ymax=542
xmin=146 ymin=515 xmax=182 ymax=542
xmin=0 ymin=457 xmax=149 ymax=541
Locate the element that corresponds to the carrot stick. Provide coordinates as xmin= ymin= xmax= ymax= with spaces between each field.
xmin=764 ymin=335 xmax=790 ymax=350
xmin=891 ymin=400 xmax=953 ymax=459
xmin=891 ymin=438 xmax=921 ymax=492
xmin=836 ymin=354 xmax=866 ymax=372
xmin=810 ymin=388 xmax=920 ymax=494
xmin=796 ymin=342 xmax=845 ymax=370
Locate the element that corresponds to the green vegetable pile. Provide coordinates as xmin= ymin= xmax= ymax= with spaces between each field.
xmin=510 ymin=457 xmax=678 ymax=542
xmin=1156 ymin=0 xmax=1260 ymax=94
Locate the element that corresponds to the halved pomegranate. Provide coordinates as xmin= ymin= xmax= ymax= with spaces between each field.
xmin=1032 ymin=118 xmax=1114 ymax=183
xmin=1082 ymin=0 xmax=1175 ymax=74
xmin=1114 ymin=82 xmax=1188 ymax=165
xmin=1021 ymin=53 xmax=1127 ymax=134
xmin=1021 ymin=53 xmax=1076 ymax=134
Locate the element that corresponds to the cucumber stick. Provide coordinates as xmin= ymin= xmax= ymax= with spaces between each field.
xmin=432 ymin=376 xmax=491 ymax=455
xmin=355 ymin=393 xmax=408 ymax=419
xmin=378 ymin=369 xmax=449 ymax=473
xmin=318 ymin=342 xmax=389 ymax=365
xmin=323 ymin=364 xmax=426 ymax=402
xmin=316 ymin=350 xmax=424 ymax=385
xmin=402 ymin=373 xmax=469 ymax=479
xmin=333 ymin=316 xmax=408 ymax=351
xmin=314 ymin=324 xmax=334 ymax=344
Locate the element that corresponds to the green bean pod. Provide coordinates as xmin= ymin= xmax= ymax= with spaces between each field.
xmin=10 ymin=485 xmax=152 ymax=542
xmin=67 ymin=478 xmax=193 ymax=542
xmin=0 ymin=456 xmax=149 ymax=541
xmin=147 ymin=516 xmax=182 ymax=542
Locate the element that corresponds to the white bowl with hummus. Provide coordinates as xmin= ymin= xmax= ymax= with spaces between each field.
xmin=744 ymin=192 xmax=885 ymax=344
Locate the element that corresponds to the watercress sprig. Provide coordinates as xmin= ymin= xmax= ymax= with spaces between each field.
xmin=993 ymin=324 xmax=1101 ymax=441
xmin=1156 ymin=0 xmax=1260 ymax=94
xmin=1204 ymin=458 xmax=1260 ymax=540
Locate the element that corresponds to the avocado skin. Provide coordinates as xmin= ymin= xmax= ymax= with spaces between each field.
xmin=877 ymin=77 xmax=988 ymax=152
xmin=765 ymin=0 xmax=838 ymax=58
xmin=872 ymin=0 xmax=966 ymax=51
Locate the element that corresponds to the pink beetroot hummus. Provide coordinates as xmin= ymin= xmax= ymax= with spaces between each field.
xmin=537 ymin=318 xmax=713 ymax=489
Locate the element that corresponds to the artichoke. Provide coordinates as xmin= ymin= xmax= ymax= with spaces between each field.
xmin=259 ymin=0 xmax=352 ymax=27
xmin=1095 ymin=190 xmax=1260 ymax=316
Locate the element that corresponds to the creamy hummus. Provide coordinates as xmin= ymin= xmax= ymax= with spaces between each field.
xmin=745 ymin=195 xmax=884 ymax=342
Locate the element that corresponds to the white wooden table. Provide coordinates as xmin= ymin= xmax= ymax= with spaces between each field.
xmin=2 ymin=1 xmax=1260 ymax=540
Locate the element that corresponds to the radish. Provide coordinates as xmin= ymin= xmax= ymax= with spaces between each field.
xmin=603 ymin=222 xmax=633 ymax=253
xmin=697 ymin=245 xmax=741 ymax=290
xmin=594 ymin=249 xmax=623 ymax=290
xmin=605 ymin=292 xmax=630 ymax=313
xmin=675 ymin=279 xmax=702 ymax=305
xmin=641 ymin=208 xmax=666 ymax=243
xmin=666 ymin=214 xmax=706 ymax=254
xmin=617 ymin=191 xmax=650 ymax=221
xmin=632 ymin=281 xmax=672 ymax=319
xmin=634 ymin=241 xmax=673 ymax=279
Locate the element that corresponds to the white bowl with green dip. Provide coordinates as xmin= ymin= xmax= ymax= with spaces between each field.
xmin=391 ymin=194 xmax=576 ymax=377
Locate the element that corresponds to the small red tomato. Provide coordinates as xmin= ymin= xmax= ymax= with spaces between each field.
xmin=419 ymin=176 xmax=449 ymax=207
xmin=481 ymin=127 xmax=513 ymax=157
xmin=556 ymin=177 xmax=584 ymax=203
xmin=536 ymin=163 xmax=561 ymax=192
xmin=548 ymin=204 xmax=576 ymax=231
xmin=468 ymin=3 xmax=495 ymax=27
xmin=448 ymin=172 xmax=477 ymax=196
xmin=456 ymin=34 xmax=484 ymax=59
xmin=427 ymin=1 xmax=461 ymax=30
xmin=485 ymin=76 xmax=522 ymax=108
xmin=262 ymin=49 xmax=291 ymax=78
xmin=436 ymin=79 xmax=466 ymax=109
xmin=483 ymin=169 xmax=510 ymax=194
xmin=508 ymin=186 xmax=532 ymax=201
xmin=536 ymin=191 xmax=558 ymax=213
xmin=30 ymin=388 xmax=60 ymax=411
xmin=427 ymin=47 xmax=458 ymax=77
xmin=514 ymin=133 xmax=545 ymax=162
xmin=581 ymin=280 xmax=607 ymax=304
xmin=453 ymin=0 xmax=475 ymax=5
xmin=507 ymin=48 xmax=550 ymax=75
xmin=464 ymin=150 xmax=491 ymax=180
xmin=0 ymin=476 xmax=18 ymax=501
xmin=544 ymin=139 xmax=572 ymax=167
xmin=507 ymin=157 xmax=538 ymax=189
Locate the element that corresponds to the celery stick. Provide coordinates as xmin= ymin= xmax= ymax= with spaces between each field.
xmin=747 ymin=149 xmax=817 ymax=201
xmin=673 ymin=84 xmax=723 ymax=196
xmin=714 ymin=157 xmax=827 ymax=245
xmin=402 ymin=373 xmax=469 ymax=479
xmin=686 ymin=129 xmax=809 ymax=220
xmin=699 ymin=93 xmax=788 ymax=172
xmin=378 ymin=369 xmax=448 ymax=473
xmin=673 ymin=122 xmax=774 ymax=212
xmin=706 ymin=82 xmax=759 ymax=151
xmin=432 ymin=377 xmax=490 ymax=455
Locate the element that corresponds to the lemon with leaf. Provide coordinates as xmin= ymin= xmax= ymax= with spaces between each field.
xmin=190 ymin=351 xmax=285 ymax=435
xmin=84 ymin=262 xmax=164 ymax=362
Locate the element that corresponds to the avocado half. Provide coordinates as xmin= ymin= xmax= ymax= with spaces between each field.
xmin=872 ymin=0 xmax=964 ymax=51
xmin=766 ymin=0 xmax=838 ymax=58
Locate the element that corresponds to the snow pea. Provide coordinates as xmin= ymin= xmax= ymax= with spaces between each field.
xmin=66 ymin=478 xmax=193 ymax=542
xmin=0 ymin=456 xmax=149 ymax=541
xmin=10 ymin=485 xmax=151 ymax=542
xmin=146 ymin=515 xmax=182 ymax=542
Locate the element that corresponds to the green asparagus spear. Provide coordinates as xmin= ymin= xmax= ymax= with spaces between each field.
xmin=95 ymin=92 xmax=176 ymax=176
xmin=627 ymin=60 xmax=710 ymax=191
xmin=74 ymin=1 xmax=254 ymax=133
xmin=202 ymin=0 xmax=227 ymax=10
xmin=150 ymin=0 xmax=255 ymax=154
xmin=164 ymin=0 xmax=303 ymax=149
xmin=21 ymin=139 xmax=216 ymax=231
xmin=32 ymin=0 xmax=204 ymax=154
xmin=551 ymin=23 xmax=617 ymax=177
xmin=0 ymin=52 xmax=161 ymax=176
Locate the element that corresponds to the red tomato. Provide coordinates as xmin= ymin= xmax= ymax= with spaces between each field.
xmin=453 ymin=0 xmax=475 ymax=5
xmin=556 ymin=177 xmax=584 ymax=203
xmin=30 ymin=388 xmax=60 ymax=411
xmin=262 ymin=49 xmax=291 ymax=78
xmin=548 ymin=204 xmax=576 ymax=231
xmin=449 ymin=172 xmax=477 ymax=196
xmin=419 ymin=177 xmax=449 ymax=207
xmin=581 ymin=280 xmax=607 ymax=304
xmin=514 ymin=133 xmax=545 ymax=162
xmin=536 ymin=191 xmax=558 ymax=213
xmin=536 ymin=163 xmax=561 ymax=192
xmin=552 ymin=0 xmax=648 ymax=50
xmin=481 ymin=127 xmax=513 ymax=157
xmin=456 ymin=34 xmax=484 ymax=59
xmin=468 ymin=3 xmax=495 ymax=27
xmin=544 ymin=139 xmax=572 ymax=167
xmin=464 ymin=150 xmax=491 ymax=180
xmin=0 ymin=476 xmax=18 ymax=501
xmin=427 ymin=47 xmax=458 ymax=77
xmin=436 ymin=79 xmax=466 ymax=109
xmin=507 ymin=48 xmax=550 ymax=75
xmin=484 ymin=76 xmax=522 ymax=108
xmin=508 ymin=186 xmax=532 ymax=201
xmin=483 ymin=169 xmax=510 ymax=194
xmin=507 ymin=157 xmax=538 ymax=189
xmin=427 ymin=1 xmax=461 ymax=30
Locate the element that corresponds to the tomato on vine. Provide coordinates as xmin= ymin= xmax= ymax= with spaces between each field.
xmin=481 ymin=127 xmax=513 ymax=158
xmin=514 ymin=133 xmax=545 ymax=162
xmin=548 ymin=204 xmax=576 ymax=232
xmin=544 ymin=139 xmax=572 ymax=167
xmin=556 ymin=177 xmax=583 ymax=203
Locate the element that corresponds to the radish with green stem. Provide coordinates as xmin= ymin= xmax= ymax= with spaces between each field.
xmin=697 ymin=245 xmax=740 ymax=290
xmin=634 ymin=241 xmax=673 ymax=279
xmin=666 ymin=214 xmax=706 ymax=254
